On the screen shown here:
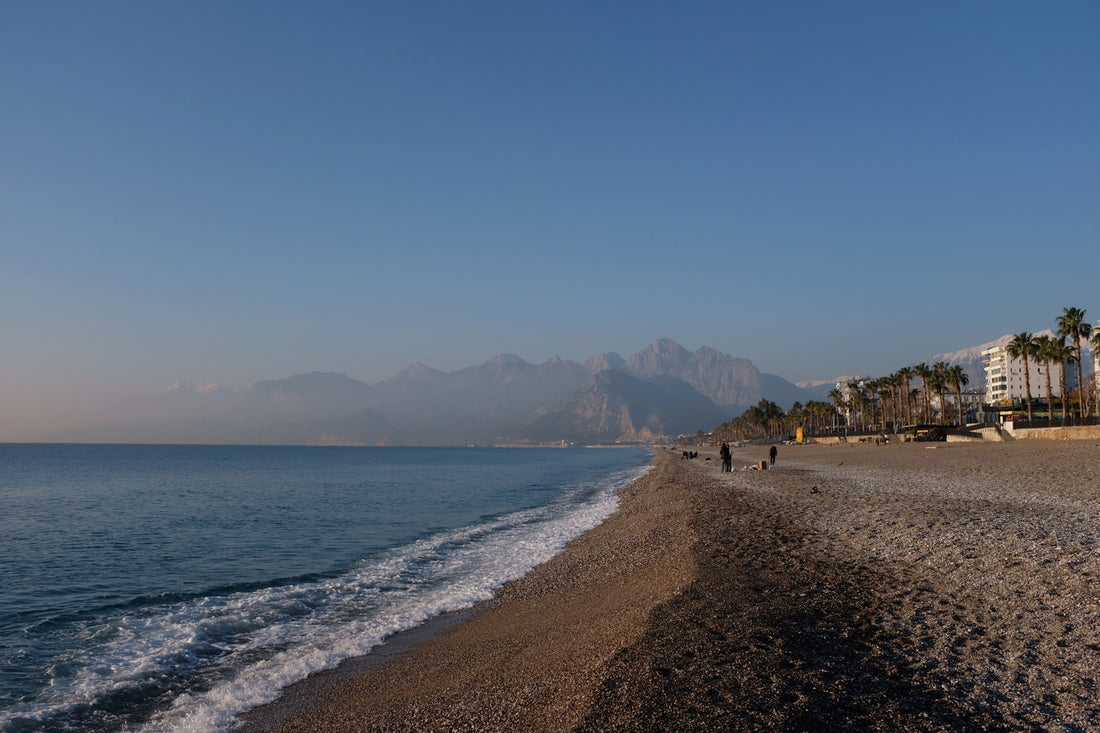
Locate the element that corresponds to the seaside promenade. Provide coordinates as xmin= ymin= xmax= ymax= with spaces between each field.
xmin=244 ymin=439 xmax=1100 ymax=732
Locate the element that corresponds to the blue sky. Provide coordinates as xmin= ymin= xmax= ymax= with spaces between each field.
xmin=2 ymin=1 xmax=1098 ymax=438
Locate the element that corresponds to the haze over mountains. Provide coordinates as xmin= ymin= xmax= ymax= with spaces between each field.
xmin=51 ymin=335 xmax=1062 ymax=446
xmin=53 ymin=340 xmax=810 ymax=445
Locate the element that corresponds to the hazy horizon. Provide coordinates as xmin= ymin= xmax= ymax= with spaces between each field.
xmin=4 ymin=2 xmax=1097 ymax=441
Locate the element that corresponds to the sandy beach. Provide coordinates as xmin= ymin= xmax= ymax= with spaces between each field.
xmin=242 ymin=439 xmax=1100 ymax=732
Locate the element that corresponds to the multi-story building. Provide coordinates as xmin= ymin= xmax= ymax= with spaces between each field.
xmin=982 ymin=344 xmax=1073 ymax=405
xmin=1095 ymin=320 xmax=1100 ymax=390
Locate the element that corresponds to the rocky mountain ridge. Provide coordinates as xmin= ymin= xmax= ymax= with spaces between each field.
xmin=57 ymin=340 xmax=814 ymax=445
xmin=62 ymin=333 xmax=1075 ymax=445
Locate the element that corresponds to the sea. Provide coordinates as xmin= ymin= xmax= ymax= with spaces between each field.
xmin=0 ymin=443 xmax=652 ymax=732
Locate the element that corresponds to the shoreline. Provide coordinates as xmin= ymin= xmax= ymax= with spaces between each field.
xmin=242 ymin=439 xmax=1100 ymax=731
xmin=238 ymin=449 xmax=695 ymax=732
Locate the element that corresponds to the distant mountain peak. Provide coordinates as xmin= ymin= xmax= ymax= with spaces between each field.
xmin=585 ymin=352 xmax=625 ymax=374
xmin=387 ymin=362 xmax=447 ymax=384
xmin=626 ymin=339 xmax=693 ymax=376
xmin=487 ymin=353 xmax=525 ymax=364
xmin=253 ymin=372 xmax=370 ymax=396
xmin=160 ymin=381 xmax=226 ymax=395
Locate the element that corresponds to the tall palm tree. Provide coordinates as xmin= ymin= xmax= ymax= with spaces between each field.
xmin=888 ymin=365 xmax=906 ymax=422
xmin=930 ymin=362 xmax=949 ymax=424
xmin=947 ymin=364 xmax=969 ymax=426
xmin=1034 ymin=335 xmax=1057 ymax=425
xmin=828 ymin=387 xmax=844 ymax=432
xmin=865 ymin=378 xmax=881 ymax=432
xmin=896 ymin=366 xmax=914 ymax=426
xmin=818 ymin=400 xmax=834 ymax=434
xmin=1057 ymin=307 xmax=1092 ymax=421
xmin=847 ymin=381 xmax=865 ymax=431
xmin=913 ymin=363 xmax=932 ymax=423
xmin=1007 ymin=332 xmax=1037 ymax=423
xmin=1052 ymin=338 xmax=1076 ymax=425
xmin=887 ymin=372 xmax=903 ymax=429
xmin=855 ymin=392 xmax=871 ymax=432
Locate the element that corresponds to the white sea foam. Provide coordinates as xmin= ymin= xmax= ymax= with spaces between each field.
xmin=0 ymin=462 xmax=649 ymax=733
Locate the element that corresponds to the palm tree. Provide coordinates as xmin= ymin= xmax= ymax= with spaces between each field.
xmin=847 ymin=381 xmax=868 ymax=431
xmin=1052 ymin=338 xmax=1076 ymax=425
xmin=947 ymin=364 xmax=969 ymax=426
xmin=896 ymin=366 xmax=914 ymax=426
xmin=1007 ymin=332 xmax=1037 ymax=423
xmin=913 ymin=363 xmax=932 ymax=423
xmin=849 ymin=391 xmax=866 ymax=431
xmin=886 ymin=372 xmax=903 ymax=429
xmin=1057 ymin=307 xmax=1092 ymax=421
xmin=816 ymin=400 xmax=834 ymax=434
xmin=865 ymin=378 xmax=881 ymax=432
xmin=930 ymin=362 xmax=949 ymax=424
xmin=1034 ymin=335 xmax=1057 ymax=425
xmin=828 ymin=388 xmax=844 ymax=432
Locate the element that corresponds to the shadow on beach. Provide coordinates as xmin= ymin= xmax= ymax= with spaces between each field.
xmin=247 ymin=440 xmax=1100 ymax=732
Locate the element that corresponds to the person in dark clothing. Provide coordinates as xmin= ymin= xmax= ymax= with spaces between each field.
xmin=769 ymin=444 xmax=777 ymax=467
xmin=719 ymin=442 xmax=732 ymax=472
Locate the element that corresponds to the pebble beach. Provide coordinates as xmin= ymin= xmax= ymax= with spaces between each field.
xmin=242 ymin=439 xmax=1100 ymax=732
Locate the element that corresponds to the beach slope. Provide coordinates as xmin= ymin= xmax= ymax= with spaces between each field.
xmin=246 ymin=440 xmax=1100 ymax=731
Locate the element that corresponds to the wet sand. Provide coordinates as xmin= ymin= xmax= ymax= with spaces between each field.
xmin=242 ymin=439 xmax=1100 ymax=731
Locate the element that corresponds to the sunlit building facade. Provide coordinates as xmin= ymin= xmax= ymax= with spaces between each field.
xmin=982 ymin=345 xmax=1070 ymax=405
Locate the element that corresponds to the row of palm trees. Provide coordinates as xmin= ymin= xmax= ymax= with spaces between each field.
xmin=827 ymin=360 xmax=971 ymax=431
xmin=1006 ymin=306 xmax=1097 ymax=424
xmin=713 ymin=362 xmax=977 ymax=443
xmin=711 ymin=398 xmax=840 ymax=443
xmin=711 ymin=306 xmax=1097 ymax=443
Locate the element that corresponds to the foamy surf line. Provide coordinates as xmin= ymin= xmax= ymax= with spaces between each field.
xmin=0 ymin=462 xmax=651 ymax=733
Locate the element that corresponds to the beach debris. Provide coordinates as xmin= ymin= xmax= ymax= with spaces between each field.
xmin=810 ymin=485 xmax=820 ymax=494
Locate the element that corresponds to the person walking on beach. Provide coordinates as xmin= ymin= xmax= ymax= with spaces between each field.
xmin=719 ymin=442 xmax=732 ymax=472
xmin=769 ymin=444 xmax=777 ymax=467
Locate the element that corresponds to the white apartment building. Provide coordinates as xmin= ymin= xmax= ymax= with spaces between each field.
xmin=1095 ymin=320 xmax=1100 ymax=389
xmin=982 ymin=344 xmax=1071 ymax=405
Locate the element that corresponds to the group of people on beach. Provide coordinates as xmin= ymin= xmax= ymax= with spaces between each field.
xmin=718 ymin=443 xmax=777 ymax=472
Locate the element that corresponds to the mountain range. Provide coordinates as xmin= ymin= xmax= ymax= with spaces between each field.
xmin=55 ymin=339 xmax=819 ymax=446
xmin=57 ymin=334 xmax=1077 ymax=445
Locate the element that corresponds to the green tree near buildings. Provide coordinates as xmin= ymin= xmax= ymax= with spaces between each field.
xmin=866 ymin=378 xmax=883 ymax=432
xmin=929 ymin=362 xmax=949 ymax=424
xmin=896 ymin=366 xmax=915 ymax=425
xmin=1057 ymin=307 xmax=1092 ymax=421
xmin=846 ymin=381 xmax=865 ymax=431
xmin=913 ymin=363 xmax=932 ymax=423
xmin=1034 ymin=334 xmax=1058 ymax=424
xmin=947 ymin=364 xmax=969 ymax=426
xmin=828 ymin=387 xmax=844 ymax=430
xmin=1007 ymin=332 xmax=1037 ymax=423
xmin=1053 ymin=338 xmax=1076 ymax=425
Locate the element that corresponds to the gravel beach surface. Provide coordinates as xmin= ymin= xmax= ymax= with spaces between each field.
xmin=243 ymin=439 xmax=1100 ymax=732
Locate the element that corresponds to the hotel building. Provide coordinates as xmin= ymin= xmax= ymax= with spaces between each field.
xmin=982 ymin=344 xmax=1075 ymax=406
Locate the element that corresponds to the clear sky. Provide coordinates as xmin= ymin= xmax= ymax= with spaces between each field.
xmin=2 ymin=1 xmax=1098 ymax=439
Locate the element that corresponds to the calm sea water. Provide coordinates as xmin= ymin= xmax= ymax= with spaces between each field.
xmin=0 ymin=444 xmax=651 ymax=732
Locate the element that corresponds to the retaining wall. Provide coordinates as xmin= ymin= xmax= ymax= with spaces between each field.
xmin=1006 ymin=425 xmax=1100 ymax=441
